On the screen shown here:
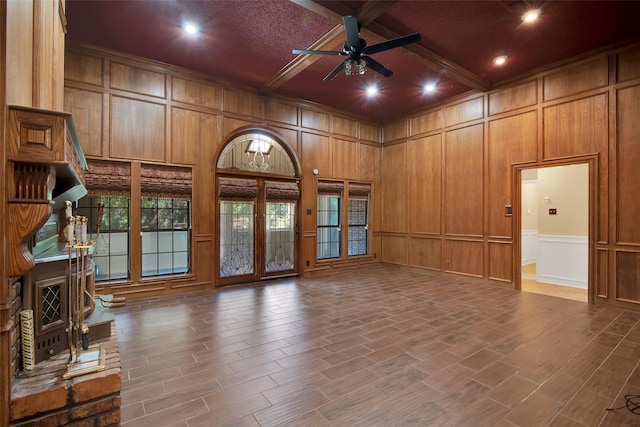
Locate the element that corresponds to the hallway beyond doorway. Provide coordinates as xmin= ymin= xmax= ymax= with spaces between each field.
xmin=521 ymin=263 xmax=587 ymax=303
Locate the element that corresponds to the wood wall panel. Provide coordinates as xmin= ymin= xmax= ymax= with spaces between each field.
xmin=411 ymin=110 xmax=442 ymax=135
xmin=301 ymin=132 xmax=330 ymax=178
xmin=33 ymin=0 xmax=55 ymax=108
xmin=488 ymin=241 xmax=512 ymax=282
xmin=171 ymin=108 xmax=217 ymax=165
xmin=543 ymin=57 xmax=608 ymax=101
xmin=409 ymin=134 xmax=441 ymax=234
xmin=110 ymin=62 xmax=166 ymax=98
xmin=597 ymin=248 xmax=608 ymax=298
xmin=222 ymin=117 xmax=254 ymax=139
xmin=488 ymin=111 xmax=537 ymax=237
xmin=271 ymin=126 xmax=299 ymax=157
xmin=301 ymin=109 xmax=329 ymax=132
xmin=331 ymin=138 xmax=357 ymax=180
xmin=6 ymin=0 xmax=34 ymax=106
xmin=266 ymin=99 xmax=297 ymax=126
xmin=618 ymin=46 xmax=640 ymax=83
xmin=64 ymin=87 xmax=103 ymax=157
xmin=381 ymin=235 xmax=407 ymax=265
xmin=382 ymin=119 xmax=407 ymax=142
xmin=444 ymin=124 xmax=483 ymax=236
xmin=360 ymin=123 xmax=379 ymax=142
xmin=445 ymin=97 xmax=483 ymax=127
xmin=359 ymin=143 xmax=380 ymax=182
xmin=223 ymin=88 xmax=262 ymax=118
xmin=194 ymin=239 xmax=212 ymax=282
xmin=408 ymin=237 xmax=441 ymax=270
xmin=382 ymin=143 xmax=407 ymax=233
xmin=445 ymin=239 xmax=483 ymax=277
xmin=64 ymin=50 xmax=103 ymax=86
xmin=110 ymin=96 xmax=166 ymax=161
xmin=488 ymin=80 xmax=537 ymax=116
xmin=172 ymin=77 xmax=219 ymax=109
xmin=616 ymin=85 xmax=640 ymax=244
xmin=616 ymin=251 xmax=640 ymax=303
xmin=333 ymin=116 xmax=357 ymax=138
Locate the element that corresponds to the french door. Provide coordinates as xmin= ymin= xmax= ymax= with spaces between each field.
xmin=218 ymin=177 xmax=298 ymax=285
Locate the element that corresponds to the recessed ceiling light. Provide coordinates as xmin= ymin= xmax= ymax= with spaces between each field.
xmin=521 ymin=9 xmax=540 ymax=23
xmin=493 ymin=55 xmax=508 ymax=66
xmin=366 ymin=86 xmax=378 ymax=96
xmin=423 ymin=83 xmax=437 ymax=93
xmin=184 ymin=23 xmax=199 ymax=36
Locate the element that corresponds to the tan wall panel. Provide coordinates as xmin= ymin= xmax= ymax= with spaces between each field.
xmin=110 ymin=96 xmax=166 ymax=161
xmin=360 ymin=122 xmax=379 ymax=142
xmin=409 ymin=134 xmax=441 ymax=234
xmin=488 ymin=111 xmax=537 ymax=237
xmin=64 ymin=87 xmax=103 ymax=157
xmin=488 ymin=241 xmax=512 ymax=282
xmin=444 ymin=124 xmax=484 ymax=236
xmin=409 ymin=237 xmax=441 ymax=270
xmin=616 ymin=251 xmax=640 ymax=303
xmin=6 ymin=0 xmax=34 ymax=106
xmin=172 ymin=77 xmax=219 ymax=109
xmin=301 ymin=109 xmax=329 ymax=132
xmin=618 ymin=46 xmax=640 ymax=83
xmin=445 ymin=239 xmax=483 ymax=277
xmin=382 ymin=119 xmax=407 ymax=142
xmin=381 ymin=235 xmax=407 ymax=265
xmin=332 ymin=138 xmax=357 ymax=180
xmin=64 ymin=50 xmax=103 ymax=86
xmin=543 ymin=57 xmax=608 ymax=101
xmin=382 ymin=143 xmax=407 ymax=233
xmin=171 ymin=108 xmax=217 ymax=165
xmin=34 ymin=0 xmax=55 ymax=108
xmin=266 ymin=99 xmax=297 ymax=126
xmin=223 ymin=88 xmax=262 ymax=118
xmin=333 ymin=116 xmax=357 ymax=138
xmin=110 ymin=62 xmax=166 ymax=98
xmin=488 ymin=80 xmax=537 ymax=116
xmin=411 ymin=109 xmax=442 ymax=135
xmin=445 ymin=97 xmax=483 ymax=127
xmin=617 ymin=85 xmax=640 ymax=244
xmin=53 ymin=0 xmax=65 ymax=109
xmin=597 ymin=248 xmax=608 ymax=298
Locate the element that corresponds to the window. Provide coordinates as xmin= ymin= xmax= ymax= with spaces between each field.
xmin=348 ymin=198 xmax=368 ymax=256
xmin=141 ymin=197 xmax=190 ymax=276
xmin=317 ymin=194 xmax=341 ymax=259
xmin=77 ymin=195 xmax=130 ymax=281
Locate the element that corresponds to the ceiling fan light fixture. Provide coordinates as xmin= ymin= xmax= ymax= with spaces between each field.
xmin=493 ymin=55 xmax=508 ymax=65
xmin=344 ymin=60 xmax=354 ymax=76
xmin=521 ymin=9 xmax=540 ymax=23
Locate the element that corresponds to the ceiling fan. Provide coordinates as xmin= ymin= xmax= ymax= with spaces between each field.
xmin=292 ymin=15 xmax=421 ymax=81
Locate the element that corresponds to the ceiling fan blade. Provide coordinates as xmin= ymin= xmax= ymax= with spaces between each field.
xmin=362 ymin=33 xmax=421 ymax=55
xmin=323 ymin=60 xmax=347 ymax=81
xmin=292 ymin=49 xmax=343 ymax=56
xmin=343 ymin=15 xmax=361 ymax=50
xmin=363 ymin=57 xmax=393 ymax=78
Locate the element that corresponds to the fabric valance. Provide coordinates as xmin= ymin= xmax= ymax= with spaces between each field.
xmin=85 ymin=160 xmax=131 ymax=196
xmin=317 ymin=180 xmax=344 ymax=194
xmin=218 ymin=177 xmax=258 ymax=201
xmin=141 ymin=164 xmax=192 ymax=199
xmin=348 ymin=182 xmax=371 ymax=197
xmin=265 ymin=181 xmax=299 ymax=202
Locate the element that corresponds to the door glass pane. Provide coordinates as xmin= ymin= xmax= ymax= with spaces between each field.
xmin=265 ymin=202 xmax=295 ymax=273
xmin=220 ymin=201 xmax=255 ymax=277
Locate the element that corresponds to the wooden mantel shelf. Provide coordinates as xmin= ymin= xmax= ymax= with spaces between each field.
xmin=7 ymin=105 xmax=87 ymax=277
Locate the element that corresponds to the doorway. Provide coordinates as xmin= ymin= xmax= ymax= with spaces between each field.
xmin=215 ymin=130 xmax=301 ymax=286
xmin=520 ymin=164 xmax=588 ymax=302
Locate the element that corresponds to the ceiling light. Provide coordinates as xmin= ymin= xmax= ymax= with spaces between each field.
xmin=344 ymin=58 xmax=367 ymax=77
xmin=521 ymin=9 xmax=540 ymax=23
xmin=184 ymin=23 xmax=199 ymax=36
xmin=366 ymin=86 xmax=378 ymax=96
xmin=493 ymin=55 xmax=508 ymax=66
xmin=423 ymin=83 xmax=437 ymax=93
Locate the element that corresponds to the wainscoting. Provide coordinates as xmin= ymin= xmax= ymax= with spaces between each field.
xmin=537 ymin=235 xmax=588 ymax=289
xmin=521 ymin=229 xmax=538 ymax=266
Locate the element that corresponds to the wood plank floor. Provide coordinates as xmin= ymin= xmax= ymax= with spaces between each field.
xmin=114 ymin=264 xmax=640 ymax=426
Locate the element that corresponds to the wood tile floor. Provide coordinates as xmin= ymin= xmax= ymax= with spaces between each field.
xmin=114 ymin=265 xmax=640 ymax=426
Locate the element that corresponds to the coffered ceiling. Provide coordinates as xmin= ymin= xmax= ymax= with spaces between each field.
xmin=65 ymin=0 xmax=640 ymax=122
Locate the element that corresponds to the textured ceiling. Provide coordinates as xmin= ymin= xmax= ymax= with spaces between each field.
xmin=65 ymin=0 xmax=640 ymax=123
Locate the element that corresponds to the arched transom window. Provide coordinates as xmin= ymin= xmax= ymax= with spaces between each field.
xmin=217 ymin=132 xmax=295 ymax=176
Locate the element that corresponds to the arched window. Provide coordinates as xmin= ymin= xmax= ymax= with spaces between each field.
xmin=217 ymin=131 xmax=296 ymax=176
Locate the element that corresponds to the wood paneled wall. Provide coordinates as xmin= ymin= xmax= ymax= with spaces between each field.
xmin=381 ymin=44 xmax=640 ymax=310
xmin=64 ymin=42 xmax=382 ymax=298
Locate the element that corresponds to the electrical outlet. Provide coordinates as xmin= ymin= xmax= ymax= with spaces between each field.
xmin=549 ymin=208 xmax=557 ymax=215
xmin=306 ymin=260 xmax=310 ymax=266
xmin=446 ymin=260 xmax=452 ymax=267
